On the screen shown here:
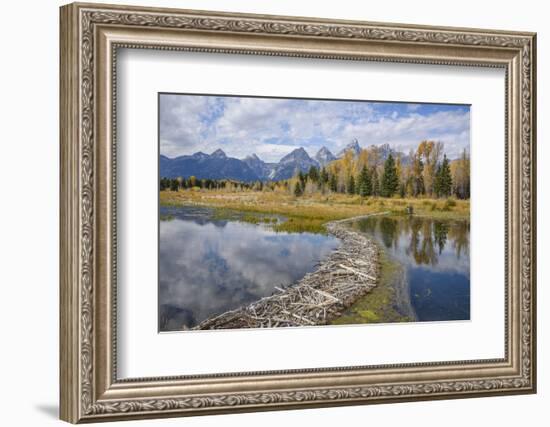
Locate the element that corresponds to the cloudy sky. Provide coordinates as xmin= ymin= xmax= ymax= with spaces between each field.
xmin=160 ymin=93 xmax=470 ymax=162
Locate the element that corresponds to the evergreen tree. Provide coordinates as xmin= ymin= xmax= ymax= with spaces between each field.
xmin=434 ymin=154 xmax=453 ymax=197
xmin=347 ymin=175 xmax=355 ymax=195
xmin=399 ymin=183 xmax=406 ymax=198
xmin=329 ymin=174 xmax=338 ymax=192
xmin=170 ymin=178 xmax=179 ymax=191
xmin=433 ymin=165 xmax=442 ymax=196
xmin=318 ymin=167 xmax=329 ymax=191
xmin=439 ymin=154 xmax=453 ymax=197
xmin=160 ymin=177 xmax=169 ymax=191
xmin=411 ymin=154 xmax=424 ymax=196
xmin=308 ymin=166 xmax=319 ymax=183
xmin=380 ymin=153 xmax=399 ymax=197
xmin=320 ymin=167 xmax=329 ymax=184
xmin=298 ymin=171 xmax=307 ymax=188
xmin=372 ymin=169 xmax=380 ymax=196
xmin=293 ymin=181 xmax=303 ymax=197
xmin=358 ymin=165 xmax=372 ymax=197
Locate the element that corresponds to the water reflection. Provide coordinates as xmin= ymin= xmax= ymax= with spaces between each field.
xmin=159 ymin=206 xmax=340 ymax=331
xmin=350 ymin=215 xmax=470 ymax=322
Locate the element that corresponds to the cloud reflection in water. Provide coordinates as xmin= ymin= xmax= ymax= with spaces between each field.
xmin=159 ymin=210 xmax=340 ymax=331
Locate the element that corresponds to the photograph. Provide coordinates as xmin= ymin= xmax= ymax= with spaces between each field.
xmin=158 ymin=94 xmax=471 ymax=332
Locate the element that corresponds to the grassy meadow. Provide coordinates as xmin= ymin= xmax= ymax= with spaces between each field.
xmin=160 ymin=189 xmax=469 ymax=234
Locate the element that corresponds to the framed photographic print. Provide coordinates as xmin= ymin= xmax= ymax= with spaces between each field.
xmin=60 ymin=2 xmax=537 ymax=423
xmin=157 ymin=93 xmax=471 ymax=331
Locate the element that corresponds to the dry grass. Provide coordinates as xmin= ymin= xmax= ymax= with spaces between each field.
xmin=160 ymin=189 xmax=469 ymax=233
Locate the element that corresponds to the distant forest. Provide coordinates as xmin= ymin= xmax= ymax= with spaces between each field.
xmin=160 ymin=140 xmax=470 ymax=200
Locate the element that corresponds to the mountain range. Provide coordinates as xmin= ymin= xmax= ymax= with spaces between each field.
xmin=160 ymin=142 xmax=408 ymax=182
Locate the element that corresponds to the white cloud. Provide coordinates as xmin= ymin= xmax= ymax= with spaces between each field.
xmin=160 ymin=95 xmax=470 ymax=161
xmin=338 ymin=110 xmax=470 ymax=158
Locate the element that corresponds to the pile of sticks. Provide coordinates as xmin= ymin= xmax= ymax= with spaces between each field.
xmin=194 ymin=215 xmax=381 ymax=330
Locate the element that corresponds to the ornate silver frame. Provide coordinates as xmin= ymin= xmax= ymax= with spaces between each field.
xmin=60 ymin=2 xmax=537 ymax=423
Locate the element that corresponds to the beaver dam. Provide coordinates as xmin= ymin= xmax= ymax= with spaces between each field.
xmin=193 ymin=214 xmax=384 ymax=330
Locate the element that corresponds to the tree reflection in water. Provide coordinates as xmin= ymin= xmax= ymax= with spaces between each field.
xmin=353 ymin=215 xmax=469 ymax=268
xmin=351 ymin=214 xmax=470 ymax=322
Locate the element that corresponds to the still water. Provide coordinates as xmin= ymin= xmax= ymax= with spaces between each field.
xmin=159 ymin=206 xmax=340 ymax=331
xmin=349 ymin=215 xmax=470 ymax=322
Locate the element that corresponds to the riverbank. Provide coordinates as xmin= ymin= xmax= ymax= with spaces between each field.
xmin=160 ymin=190 xmax=469 ymax=234
xmin=194 ymin=214 xmax=382 ymax=330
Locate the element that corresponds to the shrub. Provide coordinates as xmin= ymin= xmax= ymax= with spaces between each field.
xmin=445 ymin=198 xmax=457 ymax=207
xmin=442 ymin=198 xmax=456 ymax=211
